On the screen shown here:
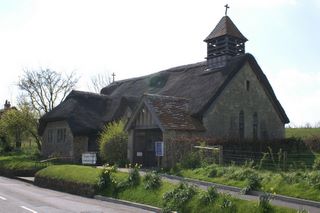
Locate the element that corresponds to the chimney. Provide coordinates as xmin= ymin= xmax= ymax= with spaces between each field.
xmin=4 ymin=100 xmax=11 ymax=110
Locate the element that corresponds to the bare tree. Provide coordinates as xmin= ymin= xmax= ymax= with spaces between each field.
xmin=88 ymin=72 xmax=112 ymax=93
xmin=18 ymin=68 xmax=79 ymax=116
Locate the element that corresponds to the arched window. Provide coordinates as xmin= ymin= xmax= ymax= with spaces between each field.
xmin=239 ymin=110 xmax=244 ymax=140
xmin=253 ymin=112 xmax=258 ymax=140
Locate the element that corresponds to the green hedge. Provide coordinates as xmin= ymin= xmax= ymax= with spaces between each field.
xmin=0 ymin=154 xmax=46 ymax=177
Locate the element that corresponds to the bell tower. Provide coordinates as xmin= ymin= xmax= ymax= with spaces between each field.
xmin=204 ymin=6 xmax=248 ymax=69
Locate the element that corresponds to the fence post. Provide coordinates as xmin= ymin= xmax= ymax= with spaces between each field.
xmin=283 ymin=151 xmax=288 ymax=171
xmin=219 ymin=145 xmax=223 ymax=165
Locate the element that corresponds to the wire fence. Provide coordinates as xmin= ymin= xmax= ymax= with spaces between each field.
xmin=193 ymin=145 xmax=317 ymax=170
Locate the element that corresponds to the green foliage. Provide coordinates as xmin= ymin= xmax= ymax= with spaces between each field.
xmin=162 ymin=182 xmax=196 ymax=213
xmin=127 ymin=165 xmax=141 ymax=187
xmin=143 ymin=171 xmax=162 ymax=190
xmin=313 ymin=158 xmax=320 ymax=170
xmin=99 ymin=120 xmax=128 ymax=166
xmin=208 ymin=167 xmax=218 ymax=178
xmin=181 ymin=152 xmax=201 ymax=169
xmin=0 ymin=104 xmax=40 ymax=151
xmin=98 ymin=165 xmax=118 ymax=190
xmin=258 ymin=193 xmax=274 ymax=213
xmin=199 ymin=186 xmax=218 ymax=204
xmin=241 ymin=172 xmax=262 ymax=194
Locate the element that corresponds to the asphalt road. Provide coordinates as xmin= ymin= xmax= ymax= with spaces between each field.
xmin=0 ymin=176 xmax=153 ymax=213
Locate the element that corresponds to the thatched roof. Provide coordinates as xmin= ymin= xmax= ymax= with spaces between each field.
xmin=39 ymin=53 xmax=289 ymax=136
xmin=126 ymin=94 xmax=205 ymax=132
xmin=204 ymin=16 xmax=248 ymax=41
xmin=101 ymin=53 xmax=289 ymax=124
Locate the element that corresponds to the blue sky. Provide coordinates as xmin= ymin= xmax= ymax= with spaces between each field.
xmin=0 ymin=0 xmax=319 ymax=126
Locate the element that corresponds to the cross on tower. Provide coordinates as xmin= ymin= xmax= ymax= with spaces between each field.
xmin=224 ymin=4 xmax=230 ymax=16
xmin=112 ymin=72 xmax=116 ymax=83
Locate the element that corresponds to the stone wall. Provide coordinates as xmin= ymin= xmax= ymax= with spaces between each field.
xmin=41 ymin=121 xmax=74 ymax=158
xmin=203 ymin=62 xmax=285 ymax=140
xmin=73 ymin=136 xmax=89 ymax=163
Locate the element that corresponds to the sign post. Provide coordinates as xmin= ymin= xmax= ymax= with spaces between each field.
xmin=155 ymin=141 xmax=164 ymax=168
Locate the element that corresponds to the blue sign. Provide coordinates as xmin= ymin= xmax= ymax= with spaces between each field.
xmin=155 ymin=141 xmax=164 ymax=157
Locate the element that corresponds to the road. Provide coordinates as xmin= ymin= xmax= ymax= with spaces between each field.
xmin=0 ymin=176 xmax=153 ymax=213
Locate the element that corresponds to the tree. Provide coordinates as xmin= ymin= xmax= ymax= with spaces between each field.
xmin=88 ymin=72 xmax=111 ymax=93
xmin=18 ymin=68 xmax=79 ymax=116
xmin=99 ymin=120 xmax=128 ymax=166
xmin=0 ymin=104 xmax=41 ymax=151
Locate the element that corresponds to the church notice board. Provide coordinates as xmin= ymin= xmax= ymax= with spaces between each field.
xmin=155 ymin=141 xmax=164 ymax=157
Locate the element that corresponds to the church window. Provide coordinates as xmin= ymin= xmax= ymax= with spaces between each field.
xmin=57 ymin=128 xmax=66 ymax=143
xmin=48 ymin=129 xmax=54 ymax=143
xmin=239 ymin=110 xmax=244 ymax=140
xmin=246 ymin=80 xmax=250 ymax=91
xmin=253 ymin=112 xmax=258 ymax=140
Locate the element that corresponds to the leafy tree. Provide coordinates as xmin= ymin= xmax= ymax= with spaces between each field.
xmin=99 ymin=120 xmax=128 ymax=165
xmin=0 ymin=104 xmax=41 ymax=151
xmin=18 ymin=68 xmax=79 ymax=116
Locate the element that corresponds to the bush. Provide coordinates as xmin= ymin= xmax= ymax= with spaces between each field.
xmin=181 ymin=152 xmax=201 ymax=169
xmin=258 ymin=193 xmax=274 ymax=213
xmin=208 ymin=167 xmax=218 ymax=178
xmin=313 ymin=158 xmax=320 ymax=170
xmin=220 ymin=194 xmax=237 ymax=213
xmin=199 ymin=186 xmax=218 ymax=204
xmin=127 ymin=165 xmax=141 ymax=187
xmin=99 ymin=120 xmax=128 ymax=166
xmin=143 ymin=171 xmax=162 ymax=190
xmin=240 ymin=171 xmax=262 ymax=194
xmin=162 ymin=182 xmax=196 ymax=213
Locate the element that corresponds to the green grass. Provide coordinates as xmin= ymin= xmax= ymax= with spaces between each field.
xmin=36 ymin=165 xmax=102 ymax=185
xmin=286 ymin=128 xmax=320 ymax=139
xmin=0 ymin=152 xmax=44 ymax=171
xmin=175 ymin=164 xmax=320 ymax=202
xmin=99 ymin=171 xmax=295 ymax=213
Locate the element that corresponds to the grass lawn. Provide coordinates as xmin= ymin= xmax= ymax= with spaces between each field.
xmin=36 ymin=165 xmax=102 ymax=185
xmin=176 ymin=164 xmax=320 ymax=202
xmin=0 ymin=152 xmax=46 ymax=172
xmin=286 ymin=128 xmax=320 ymax=139
xmin=35 ymin=165 xmax=295 ymax=212
xmin=100 ymin=170 xmax=295 ymax=213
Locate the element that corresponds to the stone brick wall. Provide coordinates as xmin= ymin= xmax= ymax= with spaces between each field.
xmin=41 ymin=121 xmax=74 ymax=158
xmin=73 ymin=136 xmax=89 ymax=162
xmin=203 ymin=62 xmax=285 ymax=140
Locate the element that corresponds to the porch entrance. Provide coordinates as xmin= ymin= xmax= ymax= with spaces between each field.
xmin=133 ymin=129 xmax=163 ymax=167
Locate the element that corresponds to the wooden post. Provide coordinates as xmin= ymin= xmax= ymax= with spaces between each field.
xmin=219 ymin=145 xmax=223 ymax=165
xmin=283 ymin=151 xmax=288 ymax=171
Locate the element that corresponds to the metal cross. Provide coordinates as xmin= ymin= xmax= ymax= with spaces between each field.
xmin=224 ymin=4 xmax=230 ymax=16
xmin=112 ymin=72 xmax=116 ymax=83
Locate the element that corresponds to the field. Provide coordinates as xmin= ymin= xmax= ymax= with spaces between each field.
xmin=286 ymin=128 xmax=320 ymax=139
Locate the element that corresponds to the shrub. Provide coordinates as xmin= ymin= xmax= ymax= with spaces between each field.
xmin=220 ymin=194 xmax=237 ymax=213
xmin=241 ymin=172 xmax=262 ymax=194
xmin=162 ymin=182 xmax=196 ymax=213
xmin=199 ymin=186 xmax=218 ymax=204
xmin=313 ymin=158 xmax=320 ymax=170
xmin=208 ymin=167 xmax=218 ymax=178
xmin=143 ymin=171 xmax=162 ymax=190
xmin=181 ymin=152 xmax=201 ymax=169
xmin=127 ymin=165 xmax=140 ymax=187
xmin=99 ymin=120 xmax=128 ymax=166
xmin=258 ymin=193 xmax=273 ymax=213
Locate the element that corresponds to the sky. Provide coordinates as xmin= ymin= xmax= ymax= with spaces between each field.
xmin=0 ymin=0 xmax=319 ymax=127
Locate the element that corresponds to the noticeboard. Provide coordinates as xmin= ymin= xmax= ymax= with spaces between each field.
xmin=155 ymin=141 xmax=164 ymax=157
xmin=82 ymin=152 xmax=97 ymax=165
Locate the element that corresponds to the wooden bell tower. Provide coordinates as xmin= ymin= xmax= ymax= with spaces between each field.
xmin=204 ymin=6 xmax=248 ymax=69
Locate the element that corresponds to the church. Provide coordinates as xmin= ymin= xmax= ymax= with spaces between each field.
xmin=39 ymin=13 xmax=289 ymax=167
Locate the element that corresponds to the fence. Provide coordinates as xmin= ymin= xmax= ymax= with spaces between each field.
xmin=192 ymin=146 xmax=316 ymax=170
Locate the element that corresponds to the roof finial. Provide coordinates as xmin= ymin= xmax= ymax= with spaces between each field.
xmin=112 ymin=72 xmax=116 ymax=83
xmin=224 ymin=4 xmax=230 ymax=16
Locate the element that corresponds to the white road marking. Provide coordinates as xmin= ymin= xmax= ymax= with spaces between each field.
xmin=0 ymin=196 xmax=7 ymax=200
xmin=20 ymin=206 xmax=38 ymax=213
